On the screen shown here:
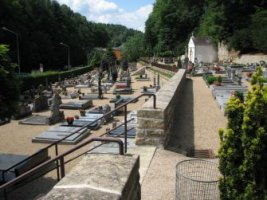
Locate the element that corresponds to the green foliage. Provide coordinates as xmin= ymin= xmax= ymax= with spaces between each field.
xmin=0 ymin=44 xmax=20 ymax=120
xmin=144 ymin=0 xmax=205 ymax=56
xmin=99 ymin=24 xmax=142 ymax=47
xmin=217 ymin=75 xmax=222 ymax=83
xmin=145 ymin=0 xmax=267 ymax=55
xmin=0 ymin=0 xmax=138 ymax=71
xmin=198 ymin=1 xmax=267 ymax=53
xmin=121 ymin=33 xmax=145 ymax=62
xmin=88 ymin=50 xmax=103 ymax=68
xmin=20 ymin=66 xmax=91 ymax=91
xmin=205 ymin=74 xmax=217 ymax=85
xmin=219 ymin=67 xmax=267 ymax=199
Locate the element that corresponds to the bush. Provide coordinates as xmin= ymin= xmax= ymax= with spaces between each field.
xmin=206 ymin=75 xmax=217 ymax=85
xmin=219 ymin=67 xmax=267 ymax=199
xmin=20 ymin=66 xmax=91 ymax=91
xmin=0 ymin=45 xmax=20 ymax=120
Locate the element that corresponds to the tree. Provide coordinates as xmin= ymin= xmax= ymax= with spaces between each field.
xmin=121 ymin=33 xmax=145 ymax=62
xmin=0 ymin=44 xmax=20 ymax=120
xmin=219 ymin=67 xmax=267 ymax=199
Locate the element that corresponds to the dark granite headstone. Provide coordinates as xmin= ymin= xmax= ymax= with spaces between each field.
xmin=60 ymin=100 xmax=93 ymax=110
xmin=20 ymin=93 xmax=64 ymax=125
xmin=13 ymin=103 xmax=32 ymax=120
xmin=32 ymin=94 xmax=48 ymax=112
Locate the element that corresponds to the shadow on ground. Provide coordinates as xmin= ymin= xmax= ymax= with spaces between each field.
xmin=166 ymin=77 xmax=194 ymax=154
xmin=0 ymin=174 xmax=57 ymax=200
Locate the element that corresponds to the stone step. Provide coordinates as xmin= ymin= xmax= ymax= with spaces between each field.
xmin=188 ymin=149 xmax=215 ymax=159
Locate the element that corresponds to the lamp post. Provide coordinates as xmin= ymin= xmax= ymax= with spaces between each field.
xmin=2 ymin=27 xmax=21 ymax=74
xmin=60 ymin=42 xmax=70 ymax=69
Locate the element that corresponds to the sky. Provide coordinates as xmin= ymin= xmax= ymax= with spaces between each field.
xmin=56 ymin=0 xmax=155 ymax=32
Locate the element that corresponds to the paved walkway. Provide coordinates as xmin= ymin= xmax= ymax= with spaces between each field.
xmin=141 ymin=76 xmax=227 ymax=200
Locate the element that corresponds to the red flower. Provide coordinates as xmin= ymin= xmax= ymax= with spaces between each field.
xmin=65 ymin=116 xmax=74 ymax=123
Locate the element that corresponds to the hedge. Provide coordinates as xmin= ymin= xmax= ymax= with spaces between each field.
xmin=19 ymin=66 xmax=92 ymax=91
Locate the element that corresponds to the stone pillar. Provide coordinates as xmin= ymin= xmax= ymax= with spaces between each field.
xmin=136 ymin=108 xmax=165 ymax=146
xmin=42 ymin=154 xmax=140 ymax=200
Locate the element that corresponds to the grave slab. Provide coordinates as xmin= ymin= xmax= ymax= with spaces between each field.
xmin=108 ymin=126 xmax=136 ymax=138
xmin=60 ymin=120 xmax=99 ymax=130
xmin=19 ymin=115 xmax=50 ymax=125
xmin=79 ymin=94 xmax=99 ymax=100
xmin=32 ymin=126 xmax=90 ymax=144
xmin=60 ymin=100 xmax=93 ymax=110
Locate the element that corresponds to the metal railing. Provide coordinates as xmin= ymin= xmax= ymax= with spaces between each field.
xmin=0 ymin=137 xmax=124 ymax=199
xmin=0 ymin=93 xmax=156 ymax=199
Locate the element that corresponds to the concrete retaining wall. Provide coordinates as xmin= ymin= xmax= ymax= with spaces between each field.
xmin=42 ymin=154 xmax=140 ymax=200
xmin=136 ymin=69 xmax=186 ymax=147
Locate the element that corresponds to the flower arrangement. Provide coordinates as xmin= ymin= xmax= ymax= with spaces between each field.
xmin=246 ymin=72 xmax=253 ymax=78
xmin=65 ymin=116 xmax=74 ymax=125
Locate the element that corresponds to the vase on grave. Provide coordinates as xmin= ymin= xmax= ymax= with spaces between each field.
xmin=66 ymin=116 xmax=74 ymax=125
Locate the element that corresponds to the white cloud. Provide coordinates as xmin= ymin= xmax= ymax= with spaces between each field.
xmin=57 ymin=0 xmax=118 ymax=13
xmin=56 ymin=0 xmax=153 ymax=32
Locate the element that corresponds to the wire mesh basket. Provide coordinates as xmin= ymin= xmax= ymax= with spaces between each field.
xmin=176 ymin=159 xmax=220 ymax=200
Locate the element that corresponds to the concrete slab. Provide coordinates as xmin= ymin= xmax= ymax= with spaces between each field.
xmin=32 ymin=126 xmax=90 ymax=144
xmin=42 ymin=154 xmax=140 ymax=200
xmin=19 ymin=115 xmax=49 ymax=125
xmin=59 ymin=100 xmax=93 ymax=110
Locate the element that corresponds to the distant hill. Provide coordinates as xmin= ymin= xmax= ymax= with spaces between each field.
xmin=0 ymin=0 xmax=141 ymax=71
xmin=99 ymin=23 xmax=142 ymax=48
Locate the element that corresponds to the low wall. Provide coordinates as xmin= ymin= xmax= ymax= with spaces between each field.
xmin=233 ymin=54 xmax=267 ymax=64
xmin=218 ymin=42 xmax=267 ymax=64
xmin=42 ymin=154 xmax=140 ymax=200
xmin=136 ymin=69 xmax=186 ymax=147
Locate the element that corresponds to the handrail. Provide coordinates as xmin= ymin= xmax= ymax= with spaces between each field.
xmin=1 ymin=93 xmax=156 ymax=180
xmin=0 ymin=137 xmax=123 ymax=193
xmin=47 ymin=93 xmax=156 ymax=149
xmin=0 ymin=93 xmax=156 ymax=198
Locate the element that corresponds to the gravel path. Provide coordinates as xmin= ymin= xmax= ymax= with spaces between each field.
xmin=167 ymin=76 xmax=227 ymax=154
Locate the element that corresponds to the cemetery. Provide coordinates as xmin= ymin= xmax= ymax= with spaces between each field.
xmin=199 ymin=63 xmax=252 ymax=114
xmin=3 ymin=1 xmax=267 ymax=198
xmin=1 ymin=59 xmax=266 ymax=200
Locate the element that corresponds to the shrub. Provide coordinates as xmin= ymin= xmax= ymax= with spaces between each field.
xmin=206 ymin=75 xmax=217 ymax=85
xmin=219 ymin=67 xmax=267 ymax=199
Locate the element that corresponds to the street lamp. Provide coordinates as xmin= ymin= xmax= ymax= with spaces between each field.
xmin=2 ymin=27 xmax=21 ymax=74
xmin=60 ymin=42 xmax=70 ymax=69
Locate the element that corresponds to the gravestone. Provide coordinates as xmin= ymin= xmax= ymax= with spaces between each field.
xmin=13 ymin=102 xmax=32 ymax=120
xmin=48 ymin=93 xmax=64 ymax=124
xmin=32 ymin=94 xmax=48 ymax=112
xmin=19 ymin=93 xmax=64 ymax=125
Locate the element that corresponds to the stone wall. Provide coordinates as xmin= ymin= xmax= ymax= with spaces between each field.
xmin=145 ymin=68 xmax=169 ymax=88
xmin=42 ymin=154 xmax=140 ymax=200
xmin=218 ymin=42 xmax=267 ymax=64
xmin=233 ymin=54 xmax=267 ymax=64
xmin=136 ymin=69 xmax=186 ymax=147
